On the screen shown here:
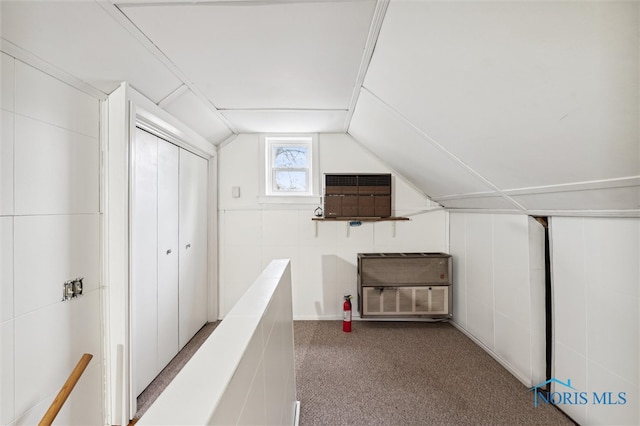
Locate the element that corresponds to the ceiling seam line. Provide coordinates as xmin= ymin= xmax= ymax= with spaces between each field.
xmin=434 ymin=192 xmax=503 ymax=201
xmin=95 ymin=0 xmax=238 ymax=135
xmin=0 ymin=38 xmax=108 ymax=100
xmin=343 ymin=0 xmax=390 ymax=133
xmin=217 ymin=108 xmax=349 ymax=112
xmin=500 ymin=176 xmax=640 ymax=195
xmin=442 ymin=208 xmax=640 ymax=218
xmin=116 ymin=0 xmax=336 ymax=7
xmin=360 ymin=86 xmax=527 ymax=212
xmin=434 ymin=176 xmax=640 ymax=201
xmin=157 ymin=84 xmax=189 ymax=108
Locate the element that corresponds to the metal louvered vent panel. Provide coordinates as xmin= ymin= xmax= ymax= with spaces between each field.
xmin=414 ymin=288 xmax=430 ymax=313
xmin=362 ymin=286 xmax=449 ymax=316
xmin=364 ymin=287 xmax=382 ymax=313
xmin=398 ymin=288 xmax=413 ymax=312
xmin=429 ymin=287 xmax=448 ymax=315
xmin=382 ymin=289 xmax=397 ymax=312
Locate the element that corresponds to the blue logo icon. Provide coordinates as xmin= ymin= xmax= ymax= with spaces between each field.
xmin=529 ymin=378 xmax=626 ymax=408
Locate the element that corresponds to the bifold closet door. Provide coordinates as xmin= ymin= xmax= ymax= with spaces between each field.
xmin=132 ymin=128 xmax=159 ymax=396
xmin=157 ymin=139 xmax=179 ymax=368
xmin=178 ymin=149 xmax=208 ymax=349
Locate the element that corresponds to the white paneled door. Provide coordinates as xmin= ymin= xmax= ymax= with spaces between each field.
xmin=132 ymin=128 xmax=159 ymax=396
xmin=157 ymin=140 xmax=180 ymax=368
xmin=178 ymin=149 xmax=208 ymax=349
xmin=132 ymin=128 xmax=208 ymax=397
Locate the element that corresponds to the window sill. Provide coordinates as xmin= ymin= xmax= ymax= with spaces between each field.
xmin=258 ymin=196 xmax=321 ymax=205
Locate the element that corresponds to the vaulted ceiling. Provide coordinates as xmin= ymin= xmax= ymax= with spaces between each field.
xmin=1 ymin=0 xmax=638 ymax=216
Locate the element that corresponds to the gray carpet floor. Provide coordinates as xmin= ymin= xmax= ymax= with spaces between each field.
xmin=134 ymin=320 xmax=575 ymax=425
xmin=134 ymin=321 xmax=220 ymax=420
xmin=294 ymin=320 xmax=576 ymax=426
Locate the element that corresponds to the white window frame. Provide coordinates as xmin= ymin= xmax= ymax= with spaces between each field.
xmin=259 ymin=134 xmax=320 ymax=204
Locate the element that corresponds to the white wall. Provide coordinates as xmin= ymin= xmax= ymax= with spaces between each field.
xmin=138 ymin=259 xmax=297 ymax=426
xmin=551 ymin=217 xmax=639 ymax=426
xmin=218 ymin=133 xmax=447 ymax=319
xmin=0 ymin=52 xmax=103 ymax=425
xmin=449 ymin=213 xmax=546 ymax=387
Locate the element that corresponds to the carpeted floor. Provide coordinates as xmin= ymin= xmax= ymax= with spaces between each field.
xmin=134 ymin=321 xmax=220 ymax=420
xmin=294 ymin=320 xmax=576 ymax=426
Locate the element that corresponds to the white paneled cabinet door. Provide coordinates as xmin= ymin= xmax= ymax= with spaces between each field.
xmin=132 ymin=128 xmax=159 ymax=396
xmin=178 ymin=149 xmax=208 ymax=349
xmin=157 ymin=139 xmax=180 ymax=368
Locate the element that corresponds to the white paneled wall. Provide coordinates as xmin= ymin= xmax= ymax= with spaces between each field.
xmin=0 ymin=54 xmax=102 ymax=425
xmin=449 ymin=213 xmax=545 ymax=387
xmin=1 ymin=110 xmax=14 ymax=215
xmin=551 ymin=217 xmax=639 ymax=426
xmin=14 ymin=215 xmax=99 ymax=317
xmin=14 ymin=116 xmax=98 ymax=215
xmin=218 ymin=133 xmax=446 ymax=319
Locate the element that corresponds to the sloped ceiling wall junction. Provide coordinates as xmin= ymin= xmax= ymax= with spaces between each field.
xmin=1 ymin=0 xmax=638 ymax=215
xmin=350 ymin=0 xmax=639 ymax=216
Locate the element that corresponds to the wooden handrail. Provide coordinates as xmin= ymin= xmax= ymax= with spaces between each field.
xmin=39 ymin=353 xmax=93 ymax=426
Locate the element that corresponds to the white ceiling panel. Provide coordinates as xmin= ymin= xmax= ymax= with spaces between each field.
xmin=363 ymin=1 xmax=639 ymax=189
xmin=1 ymin=1 xmax=183 ymax=103
xmin=220 ymin=110 xmax=347 ymax=134
xmin=161 ymin=89 xmax=233 ymax=144
xmin=349 ymin=89 xmax=496 ymax=199
xmin=119 ymin=1 xmax=376 ymax=109
xmin=512 ymin=186 xmax=640 ymax=212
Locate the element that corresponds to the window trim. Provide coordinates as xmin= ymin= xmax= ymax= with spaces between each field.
xmin=268 ymin=138 xmax=312 ymax=195
xmin=259 ymin=134 xmax=320 ymax=204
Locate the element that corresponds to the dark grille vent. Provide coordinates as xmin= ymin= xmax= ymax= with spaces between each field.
xmin=326 ymin=175 xmax=358 ymax=187
xmin=358 ymin=174 xmax=391 ymax=186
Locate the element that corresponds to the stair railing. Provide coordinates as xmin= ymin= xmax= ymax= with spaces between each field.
xmin=38 ymin=353 xmax=93 ymax=426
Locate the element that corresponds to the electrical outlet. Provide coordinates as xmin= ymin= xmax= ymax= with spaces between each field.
xmin=62 ymin=280 xmax=74 ymax=301
xmin=73 ymin=277 xmax=84 ymax=297
xmin=62 ymin=277 xmax=84 ymax=301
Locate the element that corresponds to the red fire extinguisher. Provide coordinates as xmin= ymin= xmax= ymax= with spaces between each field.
xmin=343 ymin=295 xmax=352 ymax=333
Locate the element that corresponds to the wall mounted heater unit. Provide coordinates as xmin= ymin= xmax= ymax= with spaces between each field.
xmin=324 ymin=173 xmax=391 ymax=218
xmin=357 ymin=252 xmax=452 ymax=319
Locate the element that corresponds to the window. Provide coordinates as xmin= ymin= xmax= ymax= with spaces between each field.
xmin=263 ymin=135 xmax=317 ymax=197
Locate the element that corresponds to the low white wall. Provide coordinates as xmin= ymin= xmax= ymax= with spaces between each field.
xmin=449 ymin=213 xmax=546 ymax=387
xmin=137 ymin=259 xmax=297 ymax=426
xmin=551 ymin=217 xmax=639 ymax=425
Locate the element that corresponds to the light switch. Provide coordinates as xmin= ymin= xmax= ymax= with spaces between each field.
xmin=232 ymin=186 xmax=240 ymax=198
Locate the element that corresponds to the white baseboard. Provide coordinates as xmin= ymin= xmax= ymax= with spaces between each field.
xmin=293 ymin=401 xmax=301 ymax=426
xmin=451 ymin=321 xmax=533 ymax=388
